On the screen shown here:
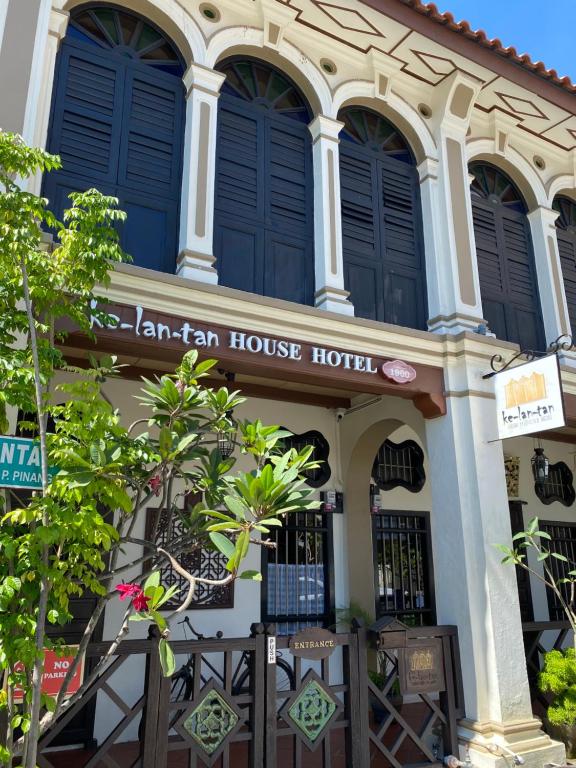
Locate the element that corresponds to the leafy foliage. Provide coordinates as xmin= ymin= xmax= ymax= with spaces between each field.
xmin=540 ymin=649 xmax=576 ymax=726
xmin=0 ymin=132 xmax=320 ymax=764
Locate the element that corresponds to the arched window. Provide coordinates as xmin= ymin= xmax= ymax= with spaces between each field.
xmin=214 ymin=58 xmax=315 ymax=305
xmin=43 ymin=6 xmax=186 ymax=272
xmin=470 ymin=163 xmax=544 ymax=349
xmin=553 ymin=195 xmax=576 ymax=334
xmin=338 ymin=107 xmax=427 ymax=329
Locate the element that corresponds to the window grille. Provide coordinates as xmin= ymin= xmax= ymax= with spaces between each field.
xmin=541 ymin=521 xmax=576 ymax=620
xmin=535 ymin=462 xmax=575 ymax=506
xmin=372 ymin=512 xmax=434 ymax=626
xmin=279 ymin=429 xmax=331 ymax=488
xmin=372 ymin=439 xmax=425 ymax=493
xmin=146 ymin=505 xmax=234 ymax=610
xmin=262 ymin=510 xmax=333 ymax=635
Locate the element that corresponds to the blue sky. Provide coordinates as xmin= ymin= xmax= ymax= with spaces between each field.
xmin=436 ymin=0 xmax=576 ymax=82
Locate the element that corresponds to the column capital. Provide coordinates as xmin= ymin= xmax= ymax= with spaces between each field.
xmin=308 ymin=115 xmax=344 ymax=144
xmin=183 ymin=63 xmax=226 ymax=98
xmin=417 ymin=156 xmax=439 ymax=184
xmin=526 ymin=205 xmax=560 ymax=229
xmin=48 ymin=8 xmax=69 ymax=41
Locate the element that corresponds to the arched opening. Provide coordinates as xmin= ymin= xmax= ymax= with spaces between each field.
xmin=337 ymin=106 xmax=427 ymax=329
xmin=553 ymin=195 xmax=576 ymax=334
xmin=344 ymin=416 xmax=433 ymax=622
xmin=214 ymin=57 xmax=315 ymax=305
xmin=43 ymin=4 xmax=186 ymax=272
xmin=470 ymin=162 xmax=545 ymax=349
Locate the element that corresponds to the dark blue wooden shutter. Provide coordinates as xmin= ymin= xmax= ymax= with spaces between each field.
xmin=341 ymin=151 xmax=382 ymax=320
xmin=214 ymin=63 xmax=314 ymax=306
xmin=473 ymin=199 xmax=544 ymax=349
xmin=557 ymin=231 xmax=576 ymax=333
xmin=44 ymin=41 xmax=122 ymax=212
xmin=117 ymin=68 xmax=184 ymax=271
xmin=214 ymin=104 xmax=263 ymax=294
xmin=340 ymin=145 xmax=427 ymax=329
xmin=43 ymin=34 xmax=184 ymax=273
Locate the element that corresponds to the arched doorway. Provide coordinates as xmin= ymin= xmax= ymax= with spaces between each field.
xmin=553 ymin=195 xmax=576 ymax=334
xmin=43 ymin=5 xmax=186 ymax=272
xmin=214 ymin=57 xmax=315 ymax=305
xmin=470 ymin=162 xmax=545 ymax=349
xmin=338 ymin=106 xmax=427 ymax=329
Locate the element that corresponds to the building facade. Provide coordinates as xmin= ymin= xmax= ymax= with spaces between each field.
xmin=3 ymin=0 xmax=576 ymax=765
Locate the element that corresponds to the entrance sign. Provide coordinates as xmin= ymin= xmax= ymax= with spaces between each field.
xmin=494 ymin=355 xmax=565 ymax=440
xmin=0 ymin=436 xmax=57 ymax=490
xmin=14 ymin=648 xmax=84 ymax=702
xmin=289 ymin=628 xmax=336 ymax=660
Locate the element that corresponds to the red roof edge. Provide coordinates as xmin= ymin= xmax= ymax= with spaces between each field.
xmin=400 ymin=0 xmax=576 ymax=95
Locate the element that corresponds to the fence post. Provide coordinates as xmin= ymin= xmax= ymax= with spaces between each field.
xmin=250 ymin=623 xmax=266 ymax=768
xmin=142 ymin=628 xmax=167 ymax=768
xmin=263 ymin=623 xmax=278 ymax=768
xmin=352 ymin=619 xmax=371 ymax=768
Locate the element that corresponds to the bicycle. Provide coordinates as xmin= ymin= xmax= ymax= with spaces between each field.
xmin=170 ymin=617 xmax=295 ymax=702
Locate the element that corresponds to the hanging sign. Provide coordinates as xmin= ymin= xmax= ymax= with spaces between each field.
xmin=0 ymin=436 xmax=57 ymax=490
xmin=494 ymin=355 xmax=565 ymax=440
xmin=399 ymin=639 xmax=445 ymax=695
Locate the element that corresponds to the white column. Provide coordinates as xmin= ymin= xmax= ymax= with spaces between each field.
xmin=308 ymin=116 xmax=354 ymax=316
xmin=425 ymin=72 xmax=485 ymax=334
xmin=176 ymin=63 xmax=226 ymax=284
xmin=527 ymin=206 xmax=571 ymax=345
xmin=425 ymin=376 xmax=564 ymax=767
xmin=28 ymin=7 xmax=69 ymax=195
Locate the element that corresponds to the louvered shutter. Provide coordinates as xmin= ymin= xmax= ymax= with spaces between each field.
xmin=380 ymin=159 xmax=426 ymax=328
xmin=214 ymin=100 xmax=314 ymax=304
xmin=117 ymin=68 xmax=184 ymax=272
xmin=558 ymin=231 xmax=576 ymax=333
xmin=473 ymin=203 xmax=508 ymax=341
xmin=340 ymin=145 xmax=427 ymax=328
xmin=43 ymin=37 xmax=185 ymax=273
xmin=214 ymin=102 xmax=263 ymax=294
xmin=44 ymin=41 xmax=123 ymax=215
xmin=472 ymin=199 xmax=544 ymax=349
xmin=265 ymin=121 xmax=313 ymax=304
xmin=341 ymin=148 xmax=383 ymax=321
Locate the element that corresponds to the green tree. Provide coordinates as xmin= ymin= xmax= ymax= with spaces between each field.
xmin=0 ymin=132 xmax=319 ymax=766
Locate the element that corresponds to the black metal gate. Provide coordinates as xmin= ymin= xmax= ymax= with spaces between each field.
xmin=38 ymin=622 xmax=463 ymax=768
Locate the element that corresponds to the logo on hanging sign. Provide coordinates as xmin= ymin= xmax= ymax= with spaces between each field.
xmin=381 ymin=360 xmax=417 ymax=384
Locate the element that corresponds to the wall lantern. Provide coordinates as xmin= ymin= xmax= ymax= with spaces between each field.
xmin=531 ymin=445 xmax=550 ymax=486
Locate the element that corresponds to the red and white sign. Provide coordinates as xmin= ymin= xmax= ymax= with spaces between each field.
xmin=14 ymin=648 xmax=84 ymax=702
xmin=381 ymin=360 xmax=417 ymax=384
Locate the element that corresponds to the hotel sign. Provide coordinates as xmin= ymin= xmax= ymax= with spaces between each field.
xmin=89 ymin=302 xmax=418 ymax=384
xmin=494 ymin=355 xmax=565 ymax=440
xmin=399 ymin=639 xmax=445 ymax=695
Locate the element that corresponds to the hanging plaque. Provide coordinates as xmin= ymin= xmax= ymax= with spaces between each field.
xmin=399 ymin=638 xmax=445 ymax=695
xmin=289 ymin=628 xmax=337 ymax=660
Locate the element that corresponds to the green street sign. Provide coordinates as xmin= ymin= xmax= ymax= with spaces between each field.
xmin=0 ymin=436 xmax=57 ymax=490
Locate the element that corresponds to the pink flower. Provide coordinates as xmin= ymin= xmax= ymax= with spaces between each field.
xmin=149 ymin=476 xmax=162 ymax=496
xmin=132 ymin=593 xmax=151 ymax=612
xmin=115 ymin=583 xmax=150 ymax=613
xmin=116 ymin=583 xmax=141 ymax=601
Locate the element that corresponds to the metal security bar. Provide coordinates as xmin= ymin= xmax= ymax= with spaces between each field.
xmin=372 ymin=512 xmax=434 ymax=626
xmin=262 ymin=510 xmax=334 ymax=635
xmin=541 ymin=521 xmax=576 ymax=620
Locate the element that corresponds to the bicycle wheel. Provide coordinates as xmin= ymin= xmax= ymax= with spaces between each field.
xmin=233 ymin=655 xmax=294 ymax=696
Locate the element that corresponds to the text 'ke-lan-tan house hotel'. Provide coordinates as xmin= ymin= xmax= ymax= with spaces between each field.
xmin=3 ymin=0 xmax=576 ymax=766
